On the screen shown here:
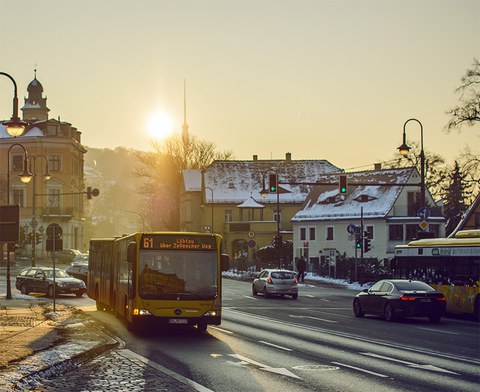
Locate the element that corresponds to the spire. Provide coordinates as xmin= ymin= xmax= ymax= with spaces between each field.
xmin=182 ymin=79 xmax=189 ymax=146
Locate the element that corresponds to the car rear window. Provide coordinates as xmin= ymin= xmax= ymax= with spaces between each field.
xmin=395 ymin=281 xmax=434 ymax=291
xmin=271 ymin=272 xmax=295 ymax=279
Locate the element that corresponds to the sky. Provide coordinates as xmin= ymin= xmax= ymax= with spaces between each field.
xmin=0 ymin=0 xmax=479 ymax=171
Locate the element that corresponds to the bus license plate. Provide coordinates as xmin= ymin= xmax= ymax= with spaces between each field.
xmin=169 ymin=318 xmax=188 ymax=324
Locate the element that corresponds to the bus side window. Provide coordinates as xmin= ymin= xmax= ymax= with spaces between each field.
xmin=127 ymin=241 xmax=137 ymax=264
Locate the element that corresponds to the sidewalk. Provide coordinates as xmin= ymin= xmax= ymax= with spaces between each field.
xmin=0 ymin=294 xmax=118 ymax=391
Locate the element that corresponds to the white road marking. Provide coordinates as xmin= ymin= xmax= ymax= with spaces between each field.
xmin=229 ymin=354 xmax=302 ymax=379
xmin=417 ymin=327 xmax=460 ymax=335
xmin=305 ymin=294 xmax=315 ymax=298
xmin=120 ymin=349 xmax=214 ymax=391
xmin=331 ymin=361 xmax=389 ymax=378
xmin=362 ymin=352 xmax=459 ymax=375
xmin=259 ymin=340 xmax=293 ymax=351
xmin=243 ymin=295 xmax=259 ymax=300
xmin=209 ymin=326 xmax=234 ymax=334
xmin=289 ymin=314 xmax=338 ymax=323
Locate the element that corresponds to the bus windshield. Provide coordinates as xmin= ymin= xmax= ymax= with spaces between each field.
xmin=138 ymin=250 xmax=218 ymax=300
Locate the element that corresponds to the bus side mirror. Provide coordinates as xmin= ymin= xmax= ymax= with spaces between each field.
xmin=221 ymin=254 xmax=230 ymax=272
xmin=127 ymin=241 xmax=137 ymax=264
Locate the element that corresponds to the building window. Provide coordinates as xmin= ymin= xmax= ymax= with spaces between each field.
xmin=389 ymin=225 xmax=403 ymax=241
xmin=326 ymin=226 xmax=334 ymax=241
xmin=12 ymin=155 xmax=24 ymax=172
xmin=224 ymin=209 xmax=232 ymax=223
xmin=300 ymin=227 xmax=306 ymax=241
xmin=406 ymin=224 xmax=418 ymax=241
xmin=309 ymin=227 xmax=316 ymax=241
xmin=12 ymin=189 xmax=25 ymax=207
xmin=365 ymin=225 xmax=374 ymax=239
xmin=49 ymin=154 xmax=61 ymax=171
xmin=48 ymin=189 xmax=61 ymax=208
xmin=72 ymin=157 xmax=79 ymax=176
xmin=429 ymin=224 xmax=440 ymax=237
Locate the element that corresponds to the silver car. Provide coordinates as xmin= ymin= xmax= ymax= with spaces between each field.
xmin=252 ymin=269 xmax=298 ymax=299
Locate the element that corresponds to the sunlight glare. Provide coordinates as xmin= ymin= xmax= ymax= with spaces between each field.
xmin=147 ymin=111 xmax=174 ymax=140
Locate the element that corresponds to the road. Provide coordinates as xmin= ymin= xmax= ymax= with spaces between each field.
xmin=2 ymin=268 xmax=479 ymax=391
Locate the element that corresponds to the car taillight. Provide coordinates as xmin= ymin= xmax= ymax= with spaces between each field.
xmin=267 ymin=277 xmax=273 ymax=284
xmin=435 ymin=297 xmax=446 ymax=301
xmin=294 ymin=278 xmax=298 ymax=284
xmin=400 ymin=295 xmax=415 ymax=301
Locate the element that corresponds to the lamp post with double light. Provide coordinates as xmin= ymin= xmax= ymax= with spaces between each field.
xmin=260 ymin=169 xmax=282 ymax=268
xmin=398 ymin=118 xmax=426 ymax=209
xmin=1 ymin=72 xmax=28 ymax=137
xmin=28 ymin=155 xmax=51 ymax=267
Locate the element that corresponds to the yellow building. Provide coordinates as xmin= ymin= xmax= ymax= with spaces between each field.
xmin=1 ymin=72 xmax=87 ymax=262
xmin=180 ymin=153 xmax=340 ymax=269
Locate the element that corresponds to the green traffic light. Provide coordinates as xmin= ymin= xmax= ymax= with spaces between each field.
xmin=340 ymin=187 xmax=346 ymax=193
xmin=270 ymin=186 xmax=276 ymax=192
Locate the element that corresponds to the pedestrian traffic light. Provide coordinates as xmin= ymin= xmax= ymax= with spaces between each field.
xmin=339 ymin=175 xmax=347 ymax=194
xmin=363 ymin=232 xmax=371 ymax=253
xmin=269 ymin=174 xmax=277 ymax=192
xmin=274 ymin=234 xmax=282 ymax=249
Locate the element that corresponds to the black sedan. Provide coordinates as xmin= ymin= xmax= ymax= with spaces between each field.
xmin=353 ymin=279 xmax=446 ymax=323
xmin=15 ymin=267 xmax=87 ymax=298
xmin=65 ymin=264 xmax=88 ymax=284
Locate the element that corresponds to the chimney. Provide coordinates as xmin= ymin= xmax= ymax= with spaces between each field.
xmin=253 ymin=155 xmax=258 ymax=161
xmin=285 ymin=152 xmax=292 ymax=162
xmin=374 ymin=163 xmax=382 ymax=170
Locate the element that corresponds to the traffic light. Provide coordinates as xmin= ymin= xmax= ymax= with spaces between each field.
xmin=35 ymin=233 xmax=42 ymax=245
xmin=363 ymin=232 xmax=371 ymax=253
xmin=339 ymin=175 xmax=347 ymax=194
xmin=355 ymin=236 xmax=362 ymax=250
xmin=274 ymin=234 xmax=282 ymax=249
xmin=269 ymin=174 xmax=277 ymax=192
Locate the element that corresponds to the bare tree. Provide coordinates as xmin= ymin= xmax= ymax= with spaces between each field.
xmin=135 ymin=132 xmax=233 ymax=230
xmin=445 ymin=58 xmax=480 ymax=132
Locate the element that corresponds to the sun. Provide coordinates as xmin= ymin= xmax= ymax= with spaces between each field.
xmin=147 ymin=110 xmax=174 ymax=140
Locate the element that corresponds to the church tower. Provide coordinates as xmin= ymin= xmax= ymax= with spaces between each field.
xmin=21 ymin=70 xmax=50 ymax=121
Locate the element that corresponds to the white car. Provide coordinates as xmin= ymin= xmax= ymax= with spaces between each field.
xmin=252 ymin=269 xmax=298 ymax=299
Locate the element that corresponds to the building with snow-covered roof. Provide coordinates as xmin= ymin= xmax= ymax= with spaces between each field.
xmin=291 ymin=166 xmax=445 ymax=274
xmin=180 ymin=153 xmax=341 ymax=266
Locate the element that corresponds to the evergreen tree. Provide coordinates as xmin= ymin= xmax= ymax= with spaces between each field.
xmin=443 ymin=162 xmax=469 ymax=235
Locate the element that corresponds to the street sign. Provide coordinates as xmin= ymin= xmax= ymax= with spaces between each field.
xmin=248 ymin=230 xmax=255 ymax=238
xmin=46 ymin=223 xmax=62 ymax=239
xmin=0 ymin=205 xmax=20 ymax=242
xmin=417 ymin=207 xmax=430 ymax=220
xmin=347 ymin=224 xmax=356 ymax=234
xmin=248 ymin=240 xmax=256 ymax=248
xmin=419 ymin=220 xmax=429 ymax=231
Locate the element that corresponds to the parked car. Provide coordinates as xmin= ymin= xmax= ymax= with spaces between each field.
xmin=252 ymin=269 xmax=298 ymax=299
xmin=352 ymin=279 xmax=446 ymax=323
xmin=15 ymin=267 xmax=87 ymax=298
xmin=65 ymin=264 xmax=88 ymax=285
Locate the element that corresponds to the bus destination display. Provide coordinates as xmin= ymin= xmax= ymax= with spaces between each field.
xmin=141 ymin=234 xmax=217 ymax=251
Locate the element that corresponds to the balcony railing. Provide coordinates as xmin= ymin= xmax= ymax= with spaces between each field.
xmin=41 ymin=207 xmax=74 ymax=217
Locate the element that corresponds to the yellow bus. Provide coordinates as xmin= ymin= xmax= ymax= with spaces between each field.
xmin=393 ymin=229 xmax=480 ymax=320
xmin=87 ymin=232 xmax=229 ymax=331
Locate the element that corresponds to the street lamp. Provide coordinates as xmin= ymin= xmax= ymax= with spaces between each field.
xmin=28 ymin=154 xmax=51 ymax=267
xmin=4 ymin=144 xmax=32 ymax=299
xmin=398 ymin=118 xmax=426 ymax=209
xmin=260 ymin=169 xmax=281 ymax=268
xmin=0 ymin=72 xmax=28 ymax=136
xmin=204 ymin=186 xmax=214 ymax=233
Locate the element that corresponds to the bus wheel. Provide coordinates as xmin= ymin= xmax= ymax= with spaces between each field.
xmin=197 ymin=323 xmax=207 ymax=332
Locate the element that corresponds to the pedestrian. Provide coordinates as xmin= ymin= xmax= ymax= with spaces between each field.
xmin=296 ymin=256 xmax=306 ymax=283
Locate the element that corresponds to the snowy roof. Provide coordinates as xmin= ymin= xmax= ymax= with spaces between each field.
xmin=292 ymin=167 xmax=415 ymax=222
xmin=24 ymin=126 xmax=44 ymax=137
xmin=237 ymin=197 xmax=265 ymax=209
xmin=200 ymin=158 xmax=341 ymax=204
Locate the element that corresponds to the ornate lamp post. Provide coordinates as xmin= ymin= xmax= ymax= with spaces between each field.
xmin=398 ymin=118 xmax=426 ymax=209
xmin=0 ymin=72 xmax=28 ymax=136
xmin=204 ymin=186 xmax=214 ymax=233
xmin=260 ymin=169 xmax=281 ymax=268
xmin=28 ymin=155 xmax=51 ymax=267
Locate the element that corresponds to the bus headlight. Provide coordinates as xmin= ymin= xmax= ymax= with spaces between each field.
xmin=133 ymin=308 xmax=152 ymax=316
xmin=203 ymin=310 xmax=220 ymax=317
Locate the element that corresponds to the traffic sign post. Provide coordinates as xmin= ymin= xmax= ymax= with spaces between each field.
xmin=0 ymin=205 xmax=20 ymax=300
xmin=46 ymin=223 xmax=63 ymax=312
